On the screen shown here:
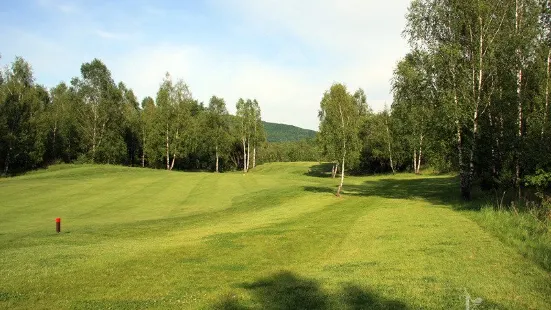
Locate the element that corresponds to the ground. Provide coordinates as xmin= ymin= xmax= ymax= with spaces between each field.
xmin=0 ymin=162 xmax=549 ymax=309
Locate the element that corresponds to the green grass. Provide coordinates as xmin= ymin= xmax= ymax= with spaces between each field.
xmin=0 ymin=163 xmax=550 ymax=309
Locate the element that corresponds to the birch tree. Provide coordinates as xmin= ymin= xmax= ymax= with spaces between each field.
xmin=250 ymin=99 xmax=265 ymax=169
xmin=236 ymin=98 xmax=253 ymax=172
xmin=155 ymin=73 xmax=193 ymax=171
xmin=73 ymin=59 xmax=122 ymax=163
xmin=206 ymin=96 xmax=230 ymax=172
xmin=318 ymin=83 xmax=361 ymax=197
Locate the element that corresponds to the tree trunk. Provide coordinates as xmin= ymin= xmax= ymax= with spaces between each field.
xmin=92 ymin=106 xmax=97 ymax=163
xmin=515 ymin=0 xmax=523 ymax=199
xmin=242 ymin=138 xmax=247 ymax=173
xmin=417 ymin=134 xmax=423 ymax=174
xmin=488 ymin=110 xmax=497 ymax=177
xmin=215 ymin=145 xmax=219 ymax=173
xmin=465 ymin=16 xmax=484 ymax=198
xmin=166 ymin=124 xmax=170 ymax=170
xmin=543 ymin=48 xmax=551 ymax=138
xmin=413 ymin=149 xmax=417 ymax=174
xmin=337 ymin=150 xmax=346 ymax=197
xmin=516 ymin=68 xmax=523 ymax=196
xmin=170 ymin=153 xmax=176 ymax=171
xmin=253 ymin=146 xmax=256 ymax=169
xmin=247 ymin=139 xmax=250 ymax=171
xmin=331 ymin=163 xmax=336 ymax=178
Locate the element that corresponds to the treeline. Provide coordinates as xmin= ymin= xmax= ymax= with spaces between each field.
xmin=317 ymin=0 xmax=551 ymax=203
xmin=258 ymin=139 xmax=318 ymax=163
xmin=392 ymin=0 xmax=551 ymax=201
xmin=0 ymin=56 xmax=266 ymax=174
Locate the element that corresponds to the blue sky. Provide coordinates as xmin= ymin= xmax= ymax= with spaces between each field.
xmin=1 ymin=0 xmax=410 ymax=130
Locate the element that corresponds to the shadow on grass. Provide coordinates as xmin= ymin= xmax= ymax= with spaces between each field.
xmin=304 ymin=163 xmax=335 ymax=178
xmin=213 ymin=271 xmax=408 ymax=310
xmin=303 ymin=176 xmax=465 ymax=207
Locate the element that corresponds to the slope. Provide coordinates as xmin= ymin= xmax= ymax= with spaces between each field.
xmin=0 ymin=163 xmax=549 ymax=309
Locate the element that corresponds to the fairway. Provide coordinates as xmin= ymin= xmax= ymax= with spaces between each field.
xmin=0 ymin=163 xmax=550 ymax=309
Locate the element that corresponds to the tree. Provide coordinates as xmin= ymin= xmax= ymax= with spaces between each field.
xmin=140 ymin=96 xmax=156 ymax=168
xmin=318 ymin=83 xmax=361 ymax=196
xmin=251 ymin=99 xmax=265 ymax=169
xmin=155 ymin=73 xmax=194 ymax=171
xmin=236 ymin=98 xmax=251 ymax=173
xmin=392 ymin=51 xmax=435 ymax=174
xmin=120 ymin=82 xmax=140 ymax=166
xmin=0 ymin=57 xmax=47 ymax=174
xmin=72 ymin=59 xmax=123 ymax=163
xmin=206 ymin=96 xmax=230 ymax=172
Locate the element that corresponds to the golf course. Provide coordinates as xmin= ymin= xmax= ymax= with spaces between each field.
xmin=0 ymin=163 xmax=550 ymax=309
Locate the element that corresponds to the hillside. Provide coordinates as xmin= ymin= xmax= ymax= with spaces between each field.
xmin=0 ymin=163 xmax=550 ymax=309
xmin=263 ymin=121 xmax=317 ymax=142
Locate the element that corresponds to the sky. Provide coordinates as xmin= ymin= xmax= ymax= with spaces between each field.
xmin=0 ymin=0 xmax=411 ymax=130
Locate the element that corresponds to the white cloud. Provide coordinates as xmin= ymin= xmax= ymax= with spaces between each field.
xmin=111 ymin=43 xmax=323 ymax=130
xmin=13 ymin=0 xmax=411 ymax=130
xmin=205 ymin=0 xmax=409 ymax=123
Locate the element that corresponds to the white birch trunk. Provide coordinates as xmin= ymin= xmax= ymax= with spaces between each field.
xmin=215 ymin=145 xmax=219 ymax=173
xmin=515 ymin=0 xmax=523 ymax=194
xmin=170 ymin=152 xmax=176 ymax=171
xmin=166 ymin=123 xmax=170 ymax=170
xmin=417 ymin=134 xmax=423 ymax=174
xmin=467 ymin=16 xmax=484 ymax=190
xmin=252 ymin=146 xmax=256 ymax=169
xmin=336 ymin=102 xmax=346 ymax=197
xmin=247 ymin=139 xmax=250 ymax=171
xmin=413 ymin=149 xmax=417 ymax=174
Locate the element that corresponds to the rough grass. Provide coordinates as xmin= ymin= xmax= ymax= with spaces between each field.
xmin=0 ymin=163 xmax=550 ymax=309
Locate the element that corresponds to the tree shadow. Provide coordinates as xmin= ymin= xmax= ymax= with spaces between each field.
xmin=303 ymin=186 xmax=337 ymax=195
xmin=304 ymin=163 xmax=335 ymax=178
xmin=303 ymin=176 xmax=470 ymax=208
xmin=341 ymin=284 xmax=408 ymax=310
xmin=213 ymin=271 xmax=409 ymax=310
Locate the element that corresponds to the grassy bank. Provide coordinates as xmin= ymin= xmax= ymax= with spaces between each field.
xmin=0 ymin=163 xmax=549 ymax=309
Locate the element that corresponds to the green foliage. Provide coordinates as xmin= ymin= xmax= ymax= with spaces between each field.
xmin=258 ymin=139 xmax=318 ymax=163
xmin=0 ymin=57 xmax=48 ymax=174
xmin=318 ymin=83 xmax=362 ymax=169
xmin=525 ymin=169 xmax=551 ymax=189
xmin=263 ymin=122 xmax=316 ymax=142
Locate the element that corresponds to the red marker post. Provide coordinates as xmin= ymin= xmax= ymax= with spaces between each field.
xmin=56 ymin=217 xmax=61 ymax=233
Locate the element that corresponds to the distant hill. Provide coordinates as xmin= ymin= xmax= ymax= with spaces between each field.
xmin=263 ymin=121 xmax=317 ymax=142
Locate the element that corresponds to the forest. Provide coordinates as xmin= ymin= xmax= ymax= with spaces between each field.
xmin=0 ymin=57 xmax=272 ymax=174
xmin=317 ymin=0 xmax=551 ymax=211
xmin=2 ymin=0 xmax=551 ymax=210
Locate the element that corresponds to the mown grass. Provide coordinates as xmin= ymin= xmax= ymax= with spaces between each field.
xmin=0 ymin=163 xmax=550 ymax=309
